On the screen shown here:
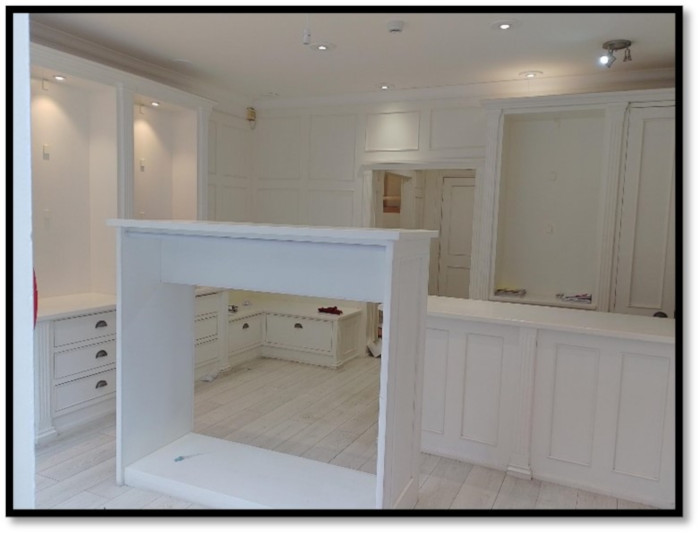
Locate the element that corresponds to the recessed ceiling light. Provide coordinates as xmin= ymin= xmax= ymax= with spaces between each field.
xmin=379 ymin=83 xmax=394 ymax=91
xmin=53 ymin=75 xmax=66 ymax=81
xmin=309 ymin=43 xmax=335 ymax=51
xmin=519 ymin=71 xmax=543 ymax=79
xmin=491 ymin=19 xmax=519 ymax=31
xmin=151 ymin=101 xmax=160 ymax=107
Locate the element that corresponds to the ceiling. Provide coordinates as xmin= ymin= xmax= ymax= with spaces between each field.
xmin=29 ymin=10 xmax=677 ymax=102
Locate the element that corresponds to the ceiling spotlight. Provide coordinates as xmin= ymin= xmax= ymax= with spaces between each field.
xmin=151 ymin=101 xmax=160 ymax=107
xmin=519 ymin=71 xmax=543 ymax=79
xmin=599 ymin=39 xmax=632 ymax=68
xmin=53 ymin=75 xmax=66 ymax=81
xmin=310 ymin=43 xmax=335 ymax=52
xmin=491 ymin=19 xmax=519 ymax=30
xmin=379 ymin=83 xmax=394 ymax=90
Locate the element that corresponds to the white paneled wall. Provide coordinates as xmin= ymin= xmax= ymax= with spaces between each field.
xmin=208 ymin=98 xmax=488 ymax=229
xmin=207 ymin=111 xmax=254 ymax=222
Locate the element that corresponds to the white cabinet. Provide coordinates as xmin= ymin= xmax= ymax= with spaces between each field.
xmin=34 ymin=301 xmax=118 ymax=442
xmin=473 ymin=89 xmax=675 ymax=312
xmin=613 ymin=105 xmax=676 ymax=317
xmin=226 ymin=303 xmax=362 ymax=369
xmin=263 ymin=310 xmax=361 ymax=368
xmin=194 ymin=290 xmax=227 ymax=379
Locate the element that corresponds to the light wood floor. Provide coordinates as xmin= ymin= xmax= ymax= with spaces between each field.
xmin=35 ymin=355 xmax=655 ymax=511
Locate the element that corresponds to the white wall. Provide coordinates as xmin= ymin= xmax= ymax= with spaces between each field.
xmin=207 ymin=97 xmax=489 ymax=229
xmin=32 ymin=78 xmax=92 ymax=297
xmin=495 ymin=111 xmax=605 ymax=298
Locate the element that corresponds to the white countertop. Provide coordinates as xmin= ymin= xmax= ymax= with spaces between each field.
xmin=37 ymin=293 xmax=116 ymax=321
xmin=227 ymin=300 xmax=361 ymax=322
xmin=108 ymin=219 xmax=437 ymax=245
xmin=427 ymin=296 xmax=675 ymax=344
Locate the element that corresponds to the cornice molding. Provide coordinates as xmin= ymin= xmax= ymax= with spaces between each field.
xmin=30 ymin=21 xmax=250 ymax=114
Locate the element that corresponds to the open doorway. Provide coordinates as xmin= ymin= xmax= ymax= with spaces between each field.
xmin=372 ymin=169 xmax=476 ymax=298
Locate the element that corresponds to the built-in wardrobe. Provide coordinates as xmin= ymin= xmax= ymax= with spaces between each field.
xmin=470 ymin=89 xmax=676 ymax=318
xmin=30 ymin=43 xmax=214 ymax=442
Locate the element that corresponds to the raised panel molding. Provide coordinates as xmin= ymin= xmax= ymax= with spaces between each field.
xmin=309 ymin=114 xmax=357 ymax=181
xmin=429 ymin=107 xmax=486 ymax=150
xmin=548 ymin=344 xmax=600 ymax=467
xmin=365 ymin=111 xmax=420 ymax=152
xmin=255 ymin=187 xmax=299 ymax=224
xmin=34 ymin=321 xmax=57 ymax=443
xmin=215 ymin=184 xmax=250 ymax=222
xmin=422 ymin=328 xmax=450 ymax=435
xmin=613 ymin=352 xmax=670 ymax=480
xmin=460 ymin=333 xmax=503 ymax=446
xmin=306 ymin=189 xmax=354 ymax=227
xmin=254 ymin=116 xmax=302 ymax=179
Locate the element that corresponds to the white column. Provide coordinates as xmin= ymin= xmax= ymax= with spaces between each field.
xmin=507 ymin=326 xmax=538 ymax=479
xmin=12 ymin=12 xmax=36 ymax=509
xmin=116 ymin=83 xmax=135 ymax=218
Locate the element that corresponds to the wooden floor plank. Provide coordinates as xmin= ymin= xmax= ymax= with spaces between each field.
xmin=535 ymin=481 xmax=579 ymax=509
xmin=33 ymin=355 xmax=654 ymax=511
xmin=415 ymin=456 xmax=473 ymax=509
xmin=451 ymin=465 xmax=505 ymax=510
xmin=576 ymin=489 xmax=618 ymax=509
xmin=492 ymin=475 xmax=541 ymax=510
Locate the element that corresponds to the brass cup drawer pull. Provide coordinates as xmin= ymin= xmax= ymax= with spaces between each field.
xmin=242 ymin=323 xmax=249 ymax=330
xmin=95 ymin=320 xmax=108 ymax=329
xmin=95 ymin=380 xmax=108 ymax=389
xmin=95 ymin=349 xmax=109 ymax=359
xmin=294 ymin=323 xmax=303 ymax=329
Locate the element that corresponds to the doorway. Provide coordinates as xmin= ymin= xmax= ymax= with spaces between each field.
xmin=371 ymin=169 xmax=476 ymax=298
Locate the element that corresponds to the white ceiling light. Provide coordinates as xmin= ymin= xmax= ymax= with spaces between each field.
xmin=151 ymin=101 xmax=160 ymax=107
xmin=379 ymin=83 xmax=394 ymax=90
xmin=599 ymin=39 xmax=632 ymax=68
xmin=309 ymin=43 xmax=335 ymax=52
xmin=519 ymin=70 xmax=543 ymax=79
xmin=491 ymin=19 xmax=519 ymax=30
xmin=53 ymin=74 xmax=66 ymax=81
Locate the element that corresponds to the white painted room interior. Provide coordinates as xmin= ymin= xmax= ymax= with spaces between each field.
xmin=13 ymin=11 xmax=678 ymax=510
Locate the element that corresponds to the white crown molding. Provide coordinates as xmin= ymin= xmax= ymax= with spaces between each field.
xmin=30 ymin=21 xmax=250 ymax=115
xmin=253 ymin=68 xmax=675 ymax=111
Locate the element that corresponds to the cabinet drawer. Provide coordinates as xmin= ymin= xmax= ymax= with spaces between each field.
xmin=229 ymin=314 xmax=263 ymax=353
xmin=195 ymin=314 xmax=218 ymax=342
xmin=54 ymin=369 xmax=116 ymax=412
xmin=195 ymin=293 xmax=220 ymax=316
xmin=265 ymin=314 xmax=333 ymax=353
xmin=54 ymin=310 xmax=116 ymax=347
xmin=54 ymin=339 xmax=116 ymax=380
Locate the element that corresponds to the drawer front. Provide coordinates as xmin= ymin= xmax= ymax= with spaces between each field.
xmin=265 ymin=314 xmax=333 ymax=353
xmin=54 ymin=339 xmax=116 ymax=380
xmin=195 ymin=314 xmax=218 ymax=342
xmin=54 ymin=311 xmax=116 ymax=347
xmin=196 ymin=293 xmax=220 ymax=316
xmin=54 ymin=369 xmax=116 ymax=412
xmin=229 ymin=314 xmax=263 ymax=352
xmin=195 ymin=337 xmax=219 ymax=367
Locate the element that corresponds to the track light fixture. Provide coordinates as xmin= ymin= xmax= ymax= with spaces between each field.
xmin=599 ymin=39 xmax=632 ymax=68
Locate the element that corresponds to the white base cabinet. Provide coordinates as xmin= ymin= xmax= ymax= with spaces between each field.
xmin=34 ymin=294 xmax=118 ymax=443
xmin=421 ymin=297 xmax=676 ymax=509
xmin=226 ymin=303 xmax=362 ymax=369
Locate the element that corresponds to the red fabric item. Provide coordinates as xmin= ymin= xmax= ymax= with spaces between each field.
xmin=33 ymin=270 xmax=38 ymax=327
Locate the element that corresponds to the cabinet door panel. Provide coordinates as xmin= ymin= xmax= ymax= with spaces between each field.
xmin=614 ymin=106 xmax=675 ymax=316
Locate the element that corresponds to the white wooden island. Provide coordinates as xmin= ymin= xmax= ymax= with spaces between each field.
xmin=109 ymin=219 xmax=436 ymax=509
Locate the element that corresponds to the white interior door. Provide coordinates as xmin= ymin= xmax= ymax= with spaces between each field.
xmin=613 ymin=106 xmax=675 ymax=317
xmin=438 ymin=176 xmax=475 ymax=298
